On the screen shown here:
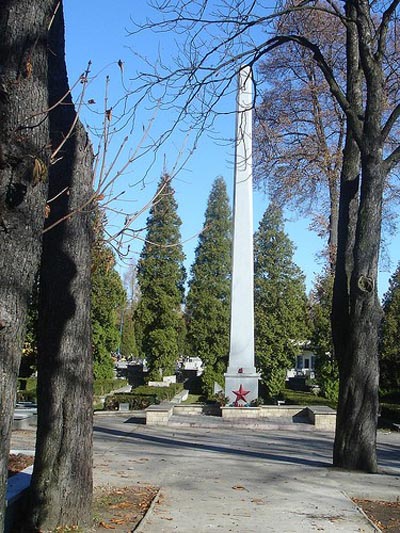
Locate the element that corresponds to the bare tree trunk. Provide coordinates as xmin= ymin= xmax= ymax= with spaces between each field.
xmin=332 ymin=1 xmax=382 ymax=472
xmin=29 ymin=3 xmax=94 ymax=529
xmin=333 ymin=151 xmax=383 ymax=472
xmin=0 ymin=2 xmax=55 ymax=529
xmin=328 ymin=172 xmax=339 ymax=272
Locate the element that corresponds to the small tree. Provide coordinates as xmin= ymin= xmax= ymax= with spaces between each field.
xmin=186 ymin=177 xmax=232 ymax=397
xmin=310 ymin=271 xmax=339 ymax=403
xmin=135 ymin=174 xmax=186 ymax=379
xmin=254 ymin=204 xmax=309 ymax=399
xmin=380 ymin=263 xmax=400 ymax=392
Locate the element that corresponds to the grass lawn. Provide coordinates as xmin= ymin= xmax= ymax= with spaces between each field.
xmin=282 ymin=389 xmax=337 ymax=409
xmin=183 ymin=394 xmax=206 ymax=404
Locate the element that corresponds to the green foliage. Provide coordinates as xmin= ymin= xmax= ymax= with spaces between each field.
xmin=135 ymin=175 xmax=186 ymax=379
xmin=93 ymin=379 xmax=128 ymax=396
xmin=282 ymin=389 xmax=337 ymax=409
xmin=133 ymin=383 xmax=183 ymax=399
xmin=16 ymin=377 xmax=38 ymax=402
xmin=186 ymin=177 xmax=232 ymax=397
xmin=120 ymin=307 xmax=138 ymax=358
xmin=310 ymin=271 xmax=339 ymax=403
xmin=380 ymin=262 xmax=400 ymax=391
xmin=254 ymin=204 xmax=310 ymax=399
xmin=213 ymin=391 xmax=230 ymax=406
xmin=104 ymin=393 xmax=158 ymax=410
xmin=17 ymin=377 xmax=37 ymax=391
xmin=379 ymin=404 xmax=400 ymax=424
xmin=91 ymin=237 xmax=126 ymax=379
xmin=104 ymin=383 xmax=184 ymax=410
xmin=16 ymin=390 xmax=37 ymax=403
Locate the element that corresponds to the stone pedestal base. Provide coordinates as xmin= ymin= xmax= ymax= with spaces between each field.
xmin=224 ymin=370 xmax=260 ymax=406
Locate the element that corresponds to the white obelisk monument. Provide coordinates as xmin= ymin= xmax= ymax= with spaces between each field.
xmin=224 ymin=66 xmax=259 ymax=406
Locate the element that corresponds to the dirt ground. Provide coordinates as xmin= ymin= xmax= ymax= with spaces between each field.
xmin=93 ymin=485 xmax=159 ymax=531
xmin=8 ymin=454 xmax=159 ymax=531
xmin=353 ymin=499 xmax=400 ymax=532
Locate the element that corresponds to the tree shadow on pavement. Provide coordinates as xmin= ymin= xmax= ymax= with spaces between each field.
xmin=93 ymin=425 xmax=331 ymax=468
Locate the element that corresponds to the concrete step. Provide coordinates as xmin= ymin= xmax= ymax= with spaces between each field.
xmin=167 ymin=414 xmax=317 ymax=431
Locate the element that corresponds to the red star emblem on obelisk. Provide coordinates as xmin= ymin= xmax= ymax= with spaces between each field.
xmin=232 ymin=384 xmax=250 ymax=406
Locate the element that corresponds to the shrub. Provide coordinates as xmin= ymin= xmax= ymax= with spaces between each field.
xmin=133 ymin=383 xmax=183 ymax=401
xmin=213 ymin=391 xmax=229 ymax=406
xmin=17 ymin=377 xmax=37 ymax=391
xmin=104 ymin=392 xmax=158 ymax=410
xmin=16 ymin=377 xmax=37 ymax=402
xmin=380 ymin=404 xmax=400 ymax=423
xmin=380 ymin=390 xmax=400 ymax=403
xmin=94 ymin=379 xmax=128 ymax=396
xmin=16 ymin=390 xmax=37 ymax=403
xmin=103 ymin=383 xmax=184 ymax=410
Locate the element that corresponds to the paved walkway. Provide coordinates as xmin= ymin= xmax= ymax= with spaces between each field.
xmin=11 ymin=413 xmax=400 ymax=532
xmin=91 ymin=414 xmax=400 ymax=532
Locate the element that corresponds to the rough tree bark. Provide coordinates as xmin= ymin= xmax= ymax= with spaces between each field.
xmin=29 ymin=3 xmax=94 ymax=529
xmin=0 ymin=2 xmax=55 ymax=529
xmin=331 ymin=0 xmax=390 ymax=472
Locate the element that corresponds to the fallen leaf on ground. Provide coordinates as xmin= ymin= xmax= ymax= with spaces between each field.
xmin=109 ymin=502 xmax=131 ymax=510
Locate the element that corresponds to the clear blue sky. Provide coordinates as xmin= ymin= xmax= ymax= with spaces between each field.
xmin=64 ymin=1 xmax=400 ymax=297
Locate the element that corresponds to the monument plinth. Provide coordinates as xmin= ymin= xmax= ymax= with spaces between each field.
xmin=224 ymin=66 xmax=260 ymax=406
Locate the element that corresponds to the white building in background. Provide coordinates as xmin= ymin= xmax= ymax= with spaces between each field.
xmin=181 ymin=356 xmax=204 ymax=376
xmin=286 ymin=348 xmax=316 ymax=380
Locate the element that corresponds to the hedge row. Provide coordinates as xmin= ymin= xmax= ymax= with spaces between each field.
xmin=104 ymin=383 xmax=184 ymax=411
xmin=104 ymin=393 xmax=158 ymax=410
xmin=380 ymin=403 xmax=400 ymax=423
xmin=133 ymin=383 xmax=183 ymax=400
xmin=94 ymin=379 xmax=128 ymax=396
xmin=16 ymin=377 xmax=128 ymax=403
xmin=17 ymin=377 xmax=37 ymax=391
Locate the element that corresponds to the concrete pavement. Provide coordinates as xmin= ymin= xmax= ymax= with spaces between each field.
xmin=90 ymin=414 xmax=400 ymax=532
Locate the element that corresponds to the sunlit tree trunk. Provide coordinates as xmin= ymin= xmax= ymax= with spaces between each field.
xmin=0 ymin=2 xmax=55 ymax=529
xmin=29 ymin=3 xmax=94 ymax=528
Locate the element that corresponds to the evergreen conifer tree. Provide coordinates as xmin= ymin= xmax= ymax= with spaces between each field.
xmin=186 ymin=177 xmax=232 ymax=397
xmin=135 ymin=175 xmax=186 ymax=379
xmin=310 ymin=271 xmax=339 ymax=402
xmin=254 ymin=204 xmax=309 ymax=398
xmin=380 ymin=263 xmax=400 ymax=391
xmin=120 ymin=307 xmax=139 ymax=359
xmin=91 ymin=240 xmax=126 ymax=379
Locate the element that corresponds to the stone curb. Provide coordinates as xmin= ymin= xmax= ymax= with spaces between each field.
xmin=133 ymin=487 xmax=162 ymax=532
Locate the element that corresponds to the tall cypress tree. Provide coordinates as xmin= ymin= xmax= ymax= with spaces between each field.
xmin=91 ymin=239 xmax=126 ymax=379
xmin=254 ymin=204 xmax=309 ymax=398
xmin=380 ymin=263 xmax=400 ymax=391
xmin=186 ymin=177 xmax=232 ymax=397
xmin=135 ymin=175 xmax=186 ymax=379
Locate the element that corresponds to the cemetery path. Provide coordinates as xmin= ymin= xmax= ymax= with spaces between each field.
xmin=91 ymin=414 xmax=400 ymax=532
